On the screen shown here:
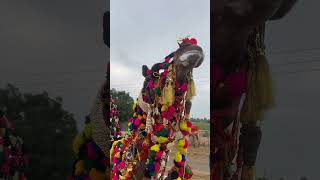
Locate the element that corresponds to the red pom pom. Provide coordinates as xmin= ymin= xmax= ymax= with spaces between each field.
xmin=189 ymin=38 xmax=197 ymax=45
xmin=187 ymin=121 xmax=192 ymax=127
xmin=182 ymin=38 xmax=197 ymax=45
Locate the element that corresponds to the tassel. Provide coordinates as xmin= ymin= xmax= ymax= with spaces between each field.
xmin=162 ymin=81 xmax=174 ymax=106
xmin=186 ymin=79 xmax=196 ymax=100
xmin=240 ymin=54 xmax=274 ymax=124
xmin=241 ymin=166 xmax=255 ymax=180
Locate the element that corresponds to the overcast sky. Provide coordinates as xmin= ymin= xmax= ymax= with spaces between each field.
xmin=110 ymin=0 xmax=210 ymax=119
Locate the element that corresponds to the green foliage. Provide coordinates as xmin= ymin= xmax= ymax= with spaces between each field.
xmin=110 ymin=88 xmax=134 ymax=124
xmin=0 ymin=84 xmax=77 ymax=180
xmin=191 ymin=120 xmax=210 ymax=131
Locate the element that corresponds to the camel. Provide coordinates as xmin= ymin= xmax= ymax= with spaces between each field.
xmin=108 ymin=37 xmax=205 ymax=180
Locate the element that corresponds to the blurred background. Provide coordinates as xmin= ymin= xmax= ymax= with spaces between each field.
xmin=0 ymin=0 xmax=107 ymax=179
xmin=256 ymin=1 xmax=320 ymax=179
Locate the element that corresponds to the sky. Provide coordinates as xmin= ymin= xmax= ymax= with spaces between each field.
xmin=110 ymin=0 xmax=210 ymax=119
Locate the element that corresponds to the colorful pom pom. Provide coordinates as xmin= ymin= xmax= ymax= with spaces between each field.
xmin=151 ymin=144 xmax=160 ymax=152
xmin=175 ymin=152 xmax=182 ymax=162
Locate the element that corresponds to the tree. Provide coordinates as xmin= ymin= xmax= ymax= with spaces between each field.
xmin=0 ymin=84 xmax=77 ymax=180
xmin=110 ymin=88 xmax=134 ymax=124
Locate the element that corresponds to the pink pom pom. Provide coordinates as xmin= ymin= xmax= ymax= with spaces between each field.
xmin=134 ymin=118 xmax=140 ymax=126
xmin=180 ymin=83 xmax=187 ymax=92
xmin=165 ymin=57 xmax=171 ymax=63
xmin=112 ymin=175 xmax=119 ymax=180
xmin=113 ymin=165 xmax=119 ymax=173
xmin=162 ymin=70 xmax=168 ymax=77
xmin=155 ymin=162 xmax=160 ymax=173
xmin=187 ymin=121 xmax=192 ymax=127
xmin=155 ymin=151 xmax=163 ymax=160
xmin=159 ymin=124 xmax=166 ymax=132
xmin=163 ymin=106 xmax=175 ymax=120
xmin=148 ymin=81 xmax=155 ymax=89
xmin=181 ymin=130 xmax=189 ymax=136
xmin=112 ymin=157 xmax=118 ymax=163
xmin=119 ymin=161 xmax=125 ymax=169
xmin=113 ymin=147 xmax=119 ymax=154
xmin=184 ymin=140 xmax=190 ymax=148
xmin=146 ymin=69 xmax=152 ymax=76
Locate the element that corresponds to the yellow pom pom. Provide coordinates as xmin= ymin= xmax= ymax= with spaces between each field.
xmin=187 ymin=127 xmax=191 ymax=132
xmin=89 ymin=168 xmax=105 ymax=180
xmin=175 ymin=152 xmax=182 ymax=162
xmin=157 ymin=136 xmax=168 ymax=144
xmin=74 ymin=160 xmax=84 ymax=176
xmin=178 ymin=139 xmax=185 ymax=147
xmin=151 ymin=144 xmax=160 ymax=152
xmin=83 ymin=123 xmax=92 ymax=139
xmin=161 ymin=105 xmax=168 ymax=112
xmin=73 ymin=134 xmax=85 ymax=154
xmin=180 ymin=122 xmax=188 ymax=131
xmin=178 ymin=147 xmax=188 ymax=154
xmin=174 ymin=177 xmax=182 ymax=180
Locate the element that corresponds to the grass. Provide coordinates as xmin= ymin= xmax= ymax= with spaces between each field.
xmin=191 ymin=121 xmax=210 ymax=131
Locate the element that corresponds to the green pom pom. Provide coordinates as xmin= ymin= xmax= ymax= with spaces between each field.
xmin=153 ymin=87 xmax=161 ymax=96
xmin=159 ymin=128 xmax=169 ymax=137
xmin=162 ymin=63 xmax=168 ymax=69
xmin=150 ymin=151 xmax=156 ymax=159
xmin=185 ymin=165 xmax=191 ymax=174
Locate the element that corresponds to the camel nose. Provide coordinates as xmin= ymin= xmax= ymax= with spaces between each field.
xmin=179 ymin=50 xmax=204 ymax=68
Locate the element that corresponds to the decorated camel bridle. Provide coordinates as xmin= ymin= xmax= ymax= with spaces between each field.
xmin=110 ymin=38 xmax=201 ymax=180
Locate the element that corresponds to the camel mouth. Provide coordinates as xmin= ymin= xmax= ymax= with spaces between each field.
xmin=179 ymin=49 xmax=204 ymax=68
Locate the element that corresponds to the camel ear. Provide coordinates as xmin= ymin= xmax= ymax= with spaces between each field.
xmin=142 ymin=65 xmax=149 ymax=77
